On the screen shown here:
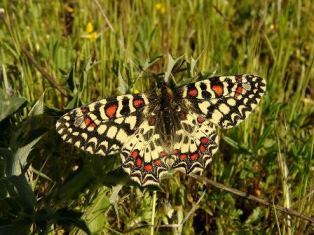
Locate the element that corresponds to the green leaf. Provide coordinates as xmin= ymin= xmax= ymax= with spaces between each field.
xmin=141 ymin=55 xmax=163 ymax=71
xmin=164 ymin=54 xmax=184 ymax=83
xmin=54 ymin=208 xmax=91 ymax=235
xmin=83 ymin=188 xmax=111 ymax=233
xmin=0 ymin=219 xmax=31 ymax=235
xmin=187 ymin=56 xmax=200 ymax=78
xmin=0 ymin=89 xmax=27 ymax=122
xmin=245 ymin=207 xmax=262 ymax=224
xmin=65 ymin=93 xmax=81 ymax=110
xmin=0 ymin=174 xmax=35 ymax=231
xmin=8 ymin=135 xmax=43 ymax=176
xmin=222 ymin=136 xmax=252 ymax=155
xmin=7 ymin=175 xmax=36 ymax=213
xmin=28 ymin=92 xmax=45 ymax=116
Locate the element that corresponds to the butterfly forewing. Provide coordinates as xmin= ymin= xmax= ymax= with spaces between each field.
xmin=56 ymin=94 xmax=148 ymax=156
xmin=181 ymin=74 xmax=266 ymax=129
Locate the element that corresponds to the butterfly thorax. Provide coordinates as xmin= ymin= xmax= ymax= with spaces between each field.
xmin=147 ymin=81 xmax=182 ymax=150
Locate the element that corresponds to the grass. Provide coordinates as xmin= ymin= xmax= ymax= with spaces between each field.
xmin=0 ymin=0 xmax=313 ymax=234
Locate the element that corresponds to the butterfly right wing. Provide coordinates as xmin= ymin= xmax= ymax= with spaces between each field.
xmin=180 ymin=74 xmax=266 ymax=129
xmin=56 ymin=94 xmax=148 ymax=156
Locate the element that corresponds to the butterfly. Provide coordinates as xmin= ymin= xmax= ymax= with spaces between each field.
xmin=56 ymin=74 xmax=266 ymax=186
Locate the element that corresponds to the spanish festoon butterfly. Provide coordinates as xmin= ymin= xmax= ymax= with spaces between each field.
xmin=56 ymin=74 xmax=266 ymax=186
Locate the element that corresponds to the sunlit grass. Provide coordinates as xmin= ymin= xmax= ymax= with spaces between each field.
xmin=0 ymin=0 xmax=313 ymax=234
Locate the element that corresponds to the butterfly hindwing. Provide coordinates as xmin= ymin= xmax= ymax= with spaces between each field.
xmin=56 ymin=94 xmax=148 ymax=156
xmin=181 ymin=74 xmax=266 ymax=129
xmin=120 ymin=120 xmax=169 ymax=186
xmin=171 ymin=112 xmax=219 ymax=174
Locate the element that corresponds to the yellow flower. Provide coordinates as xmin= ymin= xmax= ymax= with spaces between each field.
xmin=82 ymin=22 xmax=99 ymax=41
xmin=155 ymin=3 xmax=166 ymax=14
xmin=86 ymin=22 xmax=94 ymax=33
xmin=82 ymin=31 xmax=98 ymax=40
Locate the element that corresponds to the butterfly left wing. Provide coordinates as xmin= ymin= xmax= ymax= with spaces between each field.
xmin=180 ymin=74 xmax=266 ymax=129
xmin=120 ymin=120 xmax=169 ymax=186
xmin=56 ymin=94 xmax=148 ymax=156
xmin=170 ymin=112 xmax=219 ymax=174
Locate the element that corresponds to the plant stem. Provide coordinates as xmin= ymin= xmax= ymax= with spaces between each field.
xmin=150 ymin=190 xmax=157 ymax=235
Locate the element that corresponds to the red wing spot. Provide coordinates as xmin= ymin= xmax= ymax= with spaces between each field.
xmin=105 ymin=103 xmax=118 ymax=119
xmin=136 ymin=158 xmax=142 ymax=167
xmin=85 ymin=117 xmax=97 ymax=128
xmin=197 ymin=116 xmax=205 ymax=124
xmin=173 ymin=149 xmax=180 ymax=155
xmin=153 ymin=159 xmax=161 ymax=166
xmin=179 ymin=154 xmax=187 ymax=160
xmin=212 ymin=85 xmax=223 ymax=97
xmin=190 ymin=153 xmax=199 ymax=161
xmin=187 ymin=87 xmax=198 ymax=97
xmin=200 ymin=137 xmax=209 ymax=144
xmin=84 ymin=117 xmax=92 ymax=126
xmin=199 ymin=145 xmax=206 ymax=153
xmin=144 ymin=164 xmax=153 ymax=171
xmin=133 ymin=98 xmax=144 ymax=108
xmin=235 ymin=85 xmax=244 ymax=97
xmin=130 ymin=150 xmax=139 ymax=158
xmin=81 ymin=106 xmax=89 ymax=114
xmin=159 ymin=151 xmax=167 ymax=158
